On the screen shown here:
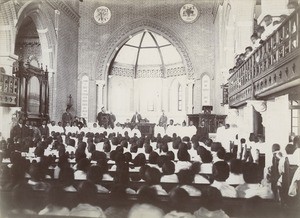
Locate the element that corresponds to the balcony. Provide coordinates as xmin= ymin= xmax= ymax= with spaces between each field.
xmin=0 ymin=74 xmax=19 ymax=106
xmin=228 ymin=7 xmax=300 ymax=107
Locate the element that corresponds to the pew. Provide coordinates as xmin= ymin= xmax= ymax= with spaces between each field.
xmin=0 ymin=188 xmax=287 ymax=218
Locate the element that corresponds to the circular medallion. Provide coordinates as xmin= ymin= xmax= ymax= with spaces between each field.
xmin=94 ymin=6 xmax=111 ymax=24
xmin=180 ymin=4 xmax=199 ymax=23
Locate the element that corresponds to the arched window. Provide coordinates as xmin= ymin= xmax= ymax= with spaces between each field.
xmin=81 ymin=75 xmax=89 ymax=120
xmin=178 ymin=84 xmax=182 ymax=111
xmin=202 ymin=75 xmax=210 ymax=106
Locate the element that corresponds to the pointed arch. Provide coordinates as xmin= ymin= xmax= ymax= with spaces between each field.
xmin=94 ymin=18 xmax=194 ymax=82
xmin=15 ymin=1 xmax=57 ymax=70
xmin=15 ymin=1 xmax=57 ymax=119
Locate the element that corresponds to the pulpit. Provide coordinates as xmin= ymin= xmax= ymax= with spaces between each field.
xmin=13 ymin=61 xmax=49 ymax=125
xmin=137 ymin=122 xmax=156 ymax=137
xmin=187 ymin=113 xmax=227 ymax=133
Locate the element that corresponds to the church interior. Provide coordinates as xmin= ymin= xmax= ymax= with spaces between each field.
xmin=0 ymin=0 xmax=300 ymax=217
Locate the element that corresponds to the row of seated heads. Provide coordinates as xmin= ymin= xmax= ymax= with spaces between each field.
xmin=6 ymin=146 xmax=262 ymax=190
xmin=11 ymin=181 xmax=226 ymax=213
xmin=3 ymin=129 xmax=218 ymax=161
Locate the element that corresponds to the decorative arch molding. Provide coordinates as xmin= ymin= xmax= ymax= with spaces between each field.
xmin=15 ymin=1 xmax=57 ymax=69
xmin=94 ymin=18 xmax=194 ymax=81
xmin=168 ymin=76 xmax=187 ymax=113
xmin=0 ymin=0 xmax=18 ymax=55
xmin=78 ymin=73 xmax=90 ymax=81
xmin=199 ymin=72 xmax=211 ymax=80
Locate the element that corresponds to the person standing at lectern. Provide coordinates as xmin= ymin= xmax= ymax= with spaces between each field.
xmin=97 ymin=106 xmax=106 ymax=127
xmin=131 ymin=112 xmax=142 ymax=124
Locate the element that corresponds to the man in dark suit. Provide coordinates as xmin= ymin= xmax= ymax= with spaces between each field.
xmin=131 ymin=112 xmax=142 ymax=124
xmin=97 ymin=106 xmax=108 ymax=127
xmin=196 ymin=120 xmax=209 ymax=140
xmin=108 ymin=111 xmax=116 ymax=129
xmin=39 ymin=120 xmax=49 ymax=138
xmin=10 ymin=118 xmax=25 ymax=140
xmin=62 ymin=107 xmax=73 ymax=127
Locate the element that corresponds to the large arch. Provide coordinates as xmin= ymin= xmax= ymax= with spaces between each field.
xmin=15 ymin=1 xmax=57 ymax=119
xmin=16 ymin=1 xmax=57 ymax=69
xmin=94 ymin=18 xmax=194 ymax=82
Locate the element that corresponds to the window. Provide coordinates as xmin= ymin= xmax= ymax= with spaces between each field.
xmin=202 ymin=75 xmax=210 ymax=106
xmin=178 ymin=84 xmax=182 ymax=111
xmin=291 ymin=100 xmax=300 ymax=136
xmin=81 ymin=75 xmax=89 ymax=120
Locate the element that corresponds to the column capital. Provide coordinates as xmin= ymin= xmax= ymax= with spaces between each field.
xmin=187 ymin=79 xmax=195 ymax=85
xmin=95 ymin=80 xmax=105 ymax=86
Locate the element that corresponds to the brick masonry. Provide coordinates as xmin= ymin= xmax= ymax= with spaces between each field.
xmin=78 ymin=0 xmax=218 ymax=121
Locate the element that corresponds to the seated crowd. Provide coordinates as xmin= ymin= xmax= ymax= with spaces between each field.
xmin=0 ymin=118 xmax=299 ymax=218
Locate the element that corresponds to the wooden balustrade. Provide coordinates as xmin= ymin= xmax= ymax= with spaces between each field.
xmin=228 ymin=7 xmax=300 ymax=107
xmin=0 ymin=74 xmax=19 ymax=106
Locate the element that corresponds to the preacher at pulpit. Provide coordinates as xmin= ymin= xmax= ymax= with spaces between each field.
xmin=131 ymin=111 xmax=142 ymax=124
xmin=97 ymin=106 xmax=109 ymax=128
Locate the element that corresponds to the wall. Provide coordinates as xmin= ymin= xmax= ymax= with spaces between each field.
xmin=262 ymin=94 xmax=291 ymax=167
xmin=53 ymin=4 xmax=79 ymax=122
xmin=107 ymin=74 xmax=188 ymax=124
xmin=0 ymin=0 xmax=80 ymax=140
xmin=78 ymin=0 xmax=217 ymax=122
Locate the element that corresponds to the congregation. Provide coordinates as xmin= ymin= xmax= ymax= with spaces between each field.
xmin=1 ymin=110 xmax=300 ymax=218
xmin=1 ymin=0 xmax=299 ymax=217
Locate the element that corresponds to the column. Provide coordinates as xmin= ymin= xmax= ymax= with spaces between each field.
xmin=162 ymin=78 xmax=169 ymax=112
xmin=95 ymin=80 xmax=105 ymax=113
xmin=233 ymin=0 xmax=256 ymax=53
xmin=238 ymin=101 xmax=255 ymax=139
xmin=133 ymin=78 xmax=139 ymax=112
xmin=187 ymin=80 xmax=195 ymax=114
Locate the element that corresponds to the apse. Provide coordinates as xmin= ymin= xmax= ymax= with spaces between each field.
xmin=108 ymin=30 xmax=188 ymax=123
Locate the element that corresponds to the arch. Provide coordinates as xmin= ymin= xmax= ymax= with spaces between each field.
xmin=94 ymin=18 xmax=194 ymax=82
xmin=15 ymin=1 xmax=57 ymax=69
xmin=168 ymin=76 xmax=186 ymax=113
xmin=15 ymin=1 xmax=57 ymax=119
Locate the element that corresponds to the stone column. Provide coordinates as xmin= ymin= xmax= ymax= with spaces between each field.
xmin=95 ymin=80 xmax=105 ymax=113
xmin=133 ymin=78 xmax=139 ymax=112
xmin=187 ymin=80 xmax=195 ymax=114
xmin=232 ymin=0 xmax=256 ymax=53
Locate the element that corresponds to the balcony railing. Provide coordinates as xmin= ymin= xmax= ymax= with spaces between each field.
xmin=0 ymin=74 xmax=19 ymax=106
xmin=228 ymin=7 xmax=300 ymax=107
